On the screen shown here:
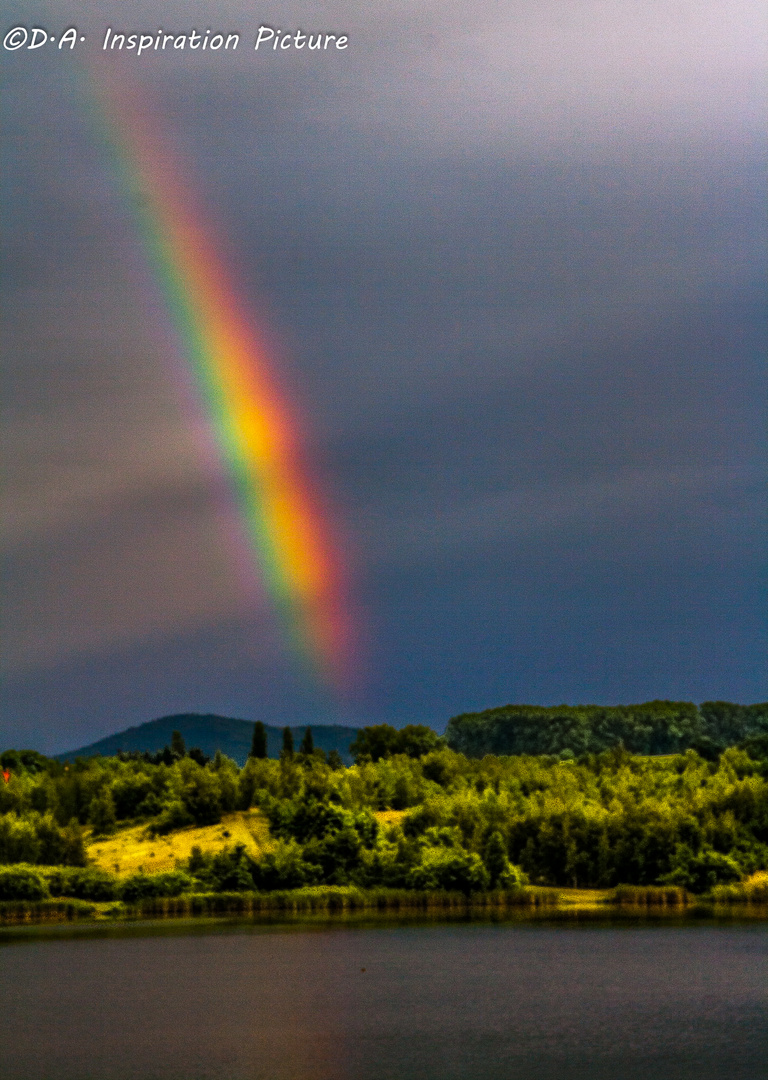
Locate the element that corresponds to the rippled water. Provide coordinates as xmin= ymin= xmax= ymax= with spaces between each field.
xmin=1 ymin=920 xmax=766 ymax=1079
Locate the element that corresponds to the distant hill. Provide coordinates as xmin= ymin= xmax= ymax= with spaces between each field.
xmin=57 ymin=714 xmax=361 ymax=766
xmin=445 ymin=700 xmax=768 ymax=759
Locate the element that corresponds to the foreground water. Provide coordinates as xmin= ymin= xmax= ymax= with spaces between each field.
xmin=1 ymin=919 xmax=766 ymax=1080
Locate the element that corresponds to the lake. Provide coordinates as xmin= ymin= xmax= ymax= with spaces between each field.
xmin=1 ymin=919 xmax=766 ymax=1079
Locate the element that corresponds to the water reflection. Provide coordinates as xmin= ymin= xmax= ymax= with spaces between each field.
xmin=0 ymin=922 xmax=766 ymax=1079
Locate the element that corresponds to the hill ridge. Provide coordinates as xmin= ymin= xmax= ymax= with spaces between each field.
xmin=57 ymin=713 xmax=361 ymax=766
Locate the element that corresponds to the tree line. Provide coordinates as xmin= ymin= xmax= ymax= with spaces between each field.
xmin=1 ymin=719 xmax=767 ymax=897
xmin=444 ymin=700 xmax=768 ymax=759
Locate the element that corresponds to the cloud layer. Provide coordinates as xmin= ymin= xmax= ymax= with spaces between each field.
xmin=1 ymin=0 xmax=765 ymax=749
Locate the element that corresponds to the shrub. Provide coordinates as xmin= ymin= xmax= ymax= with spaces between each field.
xmin=252 ymin=841 xmax=322 ymax=890
xmin=0 ymin=814 xmax=40 ymax=864
xmin=402 ymin=799 xmax=449 ymax=837
xmin=119 ymin=871 xmax=193 ymax=902
xmin=111 ymin=773 xmax=154 ymax=819
xmin=202 ymin=845 xmax=255 ymax=892
xmin=421 ymin=750 xmax=460 ymax=787
xmin=148 ymin=799 xmax=194 ymax=836
xmin=60 ymin=820 xmax=88 ymax=867
xmin=660 ymin=845 xmax=742 ymax=893
xmin=46 ymin=866 xmax=119 ymax=901
xmin=135 ymin=792 xmax=164 ymax=818
xmin=483 ymin=829 xmax=527 ymax=888
xmin=406 ymin=848 xmax=489 ymax=894
xmin=180 ymin=766 xmax=222 ymax=826
xmin=0 ymin=866 xmax=49 ymax=900
xmin=303 ymin=826 xmax=364 ymax=885
xmin=89 ymin=789 xmax=117 ymax=836
xmin=265 ymin=795 xmax=377 ymax=848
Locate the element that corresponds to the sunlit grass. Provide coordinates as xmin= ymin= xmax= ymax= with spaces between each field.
xmin=87 ymin=810 xmax=273 ymax=876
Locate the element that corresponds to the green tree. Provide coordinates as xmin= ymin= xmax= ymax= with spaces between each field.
xmin=406 ymin=847 xmax=490 ymax=894
xmin=281 ymin=727 xmax=294 ymax=760
xmin=250 ymin=721 xmax=268 ymax=759
xmin=351 ymin=724 xmax=441 ymax=763
xmin=171 ymin=730 xmax=186 ymax=758
xmin=180 ymin=766 xmax=222 ymax=826
xmin=188 ymin=747 xmax=210 ymax=766
xmin=661 ymin=845 xmax=742 ymax=893
xmin=299 ymin=727 xmax=314 ymax=756
xmin=398 ymin=725 xmax=442 ymax=758
xmin=350 ymin=724 xmax=401 ymax=762
xmin=61 ymin=820 xmax=88 ymax=866
xmin=483 ymin=830 xmax=511 ymax=887
xmin=0 ymin=866 xmax=49 ymax=900
xmin=112 ymin=773 xmax=154 ymax=819
xmin=89 ymin=788 xmax=117 ymax=836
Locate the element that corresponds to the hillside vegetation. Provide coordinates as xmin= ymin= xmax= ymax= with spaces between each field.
xmin=445 ymin=700 xmax=768 ymax=759
xmin=1 ymin=717 xmax=768 ymax=906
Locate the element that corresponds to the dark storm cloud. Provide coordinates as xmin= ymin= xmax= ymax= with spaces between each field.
xmin=1 ymin=0 xmax=765 ymax=747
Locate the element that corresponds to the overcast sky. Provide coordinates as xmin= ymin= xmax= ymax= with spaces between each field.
xmin=2 ymin=0 xmax=766 ymax=752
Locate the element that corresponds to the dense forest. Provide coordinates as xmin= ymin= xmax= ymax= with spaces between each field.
xmin=445 ymin=700 xmax=768 ymax=759
xmin=1 ymin=713 xmax=768 ymax=903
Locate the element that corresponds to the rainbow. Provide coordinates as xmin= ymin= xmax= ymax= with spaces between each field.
xmin=93 ymin=75 xmax=353 ymax=691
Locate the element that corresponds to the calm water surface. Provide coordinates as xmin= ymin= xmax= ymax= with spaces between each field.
xmin=0 ymin=920 xmax=766 ymax=1080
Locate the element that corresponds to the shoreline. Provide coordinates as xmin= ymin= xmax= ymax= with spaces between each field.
xmin=2 ymin=885 xmax=767 ymax=929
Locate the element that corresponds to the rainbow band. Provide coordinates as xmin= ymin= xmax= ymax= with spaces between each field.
xmin=96 ymin=76 xmax=351 ymax=688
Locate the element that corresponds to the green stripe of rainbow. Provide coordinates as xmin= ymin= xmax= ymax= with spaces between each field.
xmin=95 ymin=76 xmax=353 ymax=690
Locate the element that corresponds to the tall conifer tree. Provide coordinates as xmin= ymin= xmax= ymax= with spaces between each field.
xmin=250 ymin=721 xmax=267 ymax=759
xmin=171 ymin=730 xmax=186 ymax=758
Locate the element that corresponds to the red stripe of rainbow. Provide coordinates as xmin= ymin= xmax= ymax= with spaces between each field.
xmin=95 ymin=77 xmax=353 ymax=690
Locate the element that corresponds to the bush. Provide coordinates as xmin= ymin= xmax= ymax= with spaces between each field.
xmin=89 ymin=789 xmax=117 ymax=836
xmin=238 ymin=757 xmax=270 ymax=810
xmin=0 ymin=811 xmax=86 ymax=867
xmin=252 ymin=841 xmax=322 ymax=890
xmin=483 ymin=830 xmax=527 ymax=888
xmin=199 ymin=845 xmax=255 ymax=892
xmin=0 ymin=866 xmax=50 ymax=900
xmin=327 ymin=750 xmax=344 ymax=770
xmin=0 ymin=814 xmax=40 ymax=863
xmin=119 ymin=871 xmax=193 ymax=902
xmin=136 ymin=792 xmax=164 ymax=818
xmin=148 ymin=800 xmax=194 ymax=836
xmin=303 ymin=826 xmax=364 ymax=885
xmin=742 ymin=734 xmax=768 ymax=763
xmin=402 ymin=799 xmax=449 ymax=837
xmin=112 ymin=773 xmax=154 ymax=819
xmin=660 ymin=845 xmax=742 ymax=893
xmin=421 ymin=749 xmax=460 ymax=787
xmin=406 ymin=847 xmax=490 ymax=894
xmin=48 ymin=867 xmax=118 ymax=901
xmin=265 ymin=795 xmax=378 ymax=848
xmin=180 ymin=766 xmax=222 ymax=825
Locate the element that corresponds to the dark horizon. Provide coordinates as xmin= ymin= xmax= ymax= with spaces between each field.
xmin=12 ymin=693 xmax=768 ymax=760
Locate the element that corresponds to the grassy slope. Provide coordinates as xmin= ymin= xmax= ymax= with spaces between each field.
xmin=87 ymin=810 xmax=273 ymax=876
xmin=86 ymin=809 xmax=407 ymax=877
